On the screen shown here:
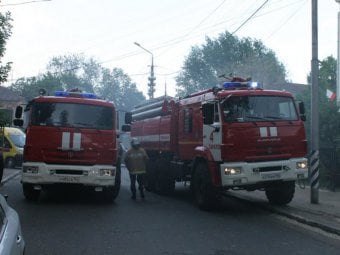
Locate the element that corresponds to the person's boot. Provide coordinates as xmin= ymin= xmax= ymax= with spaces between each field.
xmin=131 ymin=193 xmax=136 ymax=200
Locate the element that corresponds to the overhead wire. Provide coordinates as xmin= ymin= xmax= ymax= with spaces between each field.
xmin=265 ymin=0 xmax=308 ymax=40
xmin=79 ymin=1 xmax=216 ymax=55
xmin=231 ymin=0 xmax=270 ymax=35
xmin=4 ymin=0 xmax=265 ymax=81
xmin=0 ymin=0 xmax=51 ymax=7
xmin=87 ymin=0 xmax=298 ymax=66
xmin=5 ymin=0 xmax=306 ymax=85
xmin=100 ymin=0 xmax=294 ymax=66
xmin=182 ymin=0 xmax=226 ymax=38
xmin=99 ymin=0 xmax=229 ymax=66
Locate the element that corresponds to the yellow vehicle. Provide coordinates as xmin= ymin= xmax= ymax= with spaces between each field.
xmin=0 ymin=127 xmax=26 ymax=168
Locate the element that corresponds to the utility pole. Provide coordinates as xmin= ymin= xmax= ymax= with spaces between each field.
xmin=310 ymin=0 xmax=319 ymax=204
xmin=336 ymin=0 xmax=340 ymax=106
xmin=134 ymin=42 xmax=156 ymax=99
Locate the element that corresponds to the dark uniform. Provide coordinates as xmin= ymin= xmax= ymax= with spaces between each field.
xmin=124 ymin=138 xmax=149 ymax=200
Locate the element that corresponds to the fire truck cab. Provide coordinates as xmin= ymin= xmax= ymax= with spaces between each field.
xmin=125 ymin=80 xmax=308 ymax=210
xmin=14 ymin=90 xmax=121 ymax=202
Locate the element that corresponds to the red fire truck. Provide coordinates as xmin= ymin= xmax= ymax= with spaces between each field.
xmin=13 ymin=90 xmax=121 ymax=202
xmin=124 ymin=79 xmax=308 ymax=209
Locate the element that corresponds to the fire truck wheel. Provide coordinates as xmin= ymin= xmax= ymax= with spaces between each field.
xmin=0 ymin=156 xmax=3 ymax=183
xmin=193 ymin=163 xmax=221 ymax=210
xmin=265 ymin=181 xmax=295 ymax=205
xmin=22 ymin=183 xmax=40 ymax=201
xmin=111 ymin=166 xmax=121 ymax=200
xmin=102 ymin=165 xmax=121 ymax=202
xmin=145 ymin=162 xmax=157 ymax=192
xmin=102 ymin=187 xmax=115 ymax=202
xmin=155 ymin=159 xmax=175 ymax=195
xmin=156 ymin=174 xmax=175 ymax=195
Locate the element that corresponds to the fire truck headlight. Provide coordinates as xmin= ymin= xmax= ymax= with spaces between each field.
xmin=224 ymin=167 xmax=242 ymax=175
xmin=23 ymin=166 xmax=39 ymax=174
xmin=99 ymin=169 xmax=114 ymax=176
xmin=296 ymin=161 xmax=308 ymax=169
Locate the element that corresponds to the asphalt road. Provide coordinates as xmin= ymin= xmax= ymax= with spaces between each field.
xmin=1 ymin=168 xmax=340 ymax=255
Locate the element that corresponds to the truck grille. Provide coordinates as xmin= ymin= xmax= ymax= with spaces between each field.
xmin=54 ymin=169 xmax=84 ymax=175
xmin=253 ymin=166 xmax=283 ymax=173
xmin=15 ymin=154 xmax=23 ymax=167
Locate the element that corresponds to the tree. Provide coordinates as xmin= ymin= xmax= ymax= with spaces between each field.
xmin=0 ymin=9 xmax=12 ymax=84
xmin=46 ymin=54 xmax=101 ymax=92
xmin=296 ymin=56 xmax=340 ymax=188
xmin=10 ymin=74 xmax=63 ymax=101
xmin=9 ymin=54 xmax=101 ymax=101
xmin=95 ymin=68 xmax=145 ymax=112
xmin=0 ymin=109 xmax=11 ymax=126
xmin=299 ymin=56 xmax=339 ymax=145
xmin=175 ymin=31 xmax=286 ymax=96
xmin=9 ymin=54 xmax=146 ymax=114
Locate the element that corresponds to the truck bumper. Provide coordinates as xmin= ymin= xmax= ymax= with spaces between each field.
xmin=21 ymin=162 xmax=116 ymax=187
xmin=220 ymin=158 xmax=308 ymax=187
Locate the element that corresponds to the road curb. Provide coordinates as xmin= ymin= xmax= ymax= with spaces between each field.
xmin=1 ymin=171 xmax=20 ymax=186
xmin=225 ymin=192 xmax=340 ymax=237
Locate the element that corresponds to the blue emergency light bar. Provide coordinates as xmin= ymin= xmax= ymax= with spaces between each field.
xmin=54 ymin=91 xmax=97 ymax=99
xmin=223 ymin=81 xmax=262 ymax=89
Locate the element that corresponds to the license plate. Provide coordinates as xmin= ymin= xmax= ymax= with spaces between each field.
xmin=261 ymin=173 xmax=281 ymax=180
xmin=58 ymin=176 xmax=80 ymax=183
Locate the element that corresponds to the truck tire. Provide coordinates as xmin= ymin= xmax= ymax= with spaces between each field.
xmin=265 ymin=181 xmax=295 ymax=205
xmin=23 ymin=183 xmax=40 ymax=201
xmin=155 ymin=159 xmax=175 ymax=195
xmin=102 ymin=187 xmax=116 ymax=202
xmin=102 ymin=164 xmax=121 ymax=202
xmin=145 ymin=161 xmax=157 ymax=192
xmin=193 ymin=163 xmax=221 ymax=210
xmin=156 ymin=174 xmax=175 ymax=195
xmin=111 ymin=165 xmax=121 ymax=200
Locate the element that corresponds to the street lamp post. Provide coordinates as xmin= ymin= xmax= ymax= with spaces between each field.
xmin=134 ymin=42 xmax=156 ymax=99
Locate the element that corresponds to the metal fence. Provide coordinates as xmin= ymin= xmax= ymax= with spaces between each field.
xmin=319 ymin=146 xmax=340 ymax=191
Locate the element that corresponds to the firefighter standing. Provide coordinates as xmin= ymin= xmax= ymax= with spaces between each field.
xmin=124 ymin=138 xmax=149 ymax=200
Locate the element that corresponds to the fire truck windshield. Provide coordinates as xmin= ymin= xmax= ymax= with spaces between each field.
xmin=30 ymin=102 xmax=114 ymax=129
xmin=221 ymin=96 xmax=298 ymax=123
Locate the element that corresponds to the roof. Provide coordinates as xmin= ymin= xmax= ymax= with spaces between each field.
xmin=0 ymin=86 xmax=23 ymax=102
xmin=3 ymin=127 xmax=25 ymax=135
xmin=264 ymin=82 xmax=309 ymax=96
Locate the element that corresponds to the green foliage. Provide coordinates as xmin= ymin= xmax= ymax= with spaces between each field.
xmin=46 ymin=54 xmax=99 ymax=92
xmin=0 ymin=10 xmax=13 ymax=84
xmin=175 ymin=31 xmax=286 ymax=96
xmin=94 ymin=67 xmax=145 ymax=111
xmin=0 ymin=108 xmax=12 ymax=126
xmin=10 ymin=74 xmax=63 ymax=101
xmin=300 ymin=56 xmax=340 ymax=146
xmin=8 ymin=54 xmax=146 ymax=113
xmin=297 ymin=55 xmax=340 ymax=189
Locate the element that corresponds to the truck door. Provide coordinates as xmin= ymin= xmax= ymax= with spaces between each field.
xmin=202 ymin=101 xmax=222 ymax=161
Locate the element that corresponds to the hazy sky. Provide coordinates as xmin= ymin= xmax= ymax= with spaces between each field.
xmin=1 ymin=0 xmax=339 ymax=97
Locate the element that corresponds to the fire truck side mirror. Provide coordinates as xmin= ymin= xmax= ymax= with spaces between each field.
xmin=298 ymin=102 xmax=306 ymax=121
xmin=202 ymin=103 xmax=214 ymax=125
xmin=13 ymin=106 xmax=24 ymax=127
xmin=15 ymin=106 xmax=23 ymax=119
xmin=13 ymin=119 xmax=23 ymax=127
xmin=125 ymin=112 xmax=132 ymax=124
